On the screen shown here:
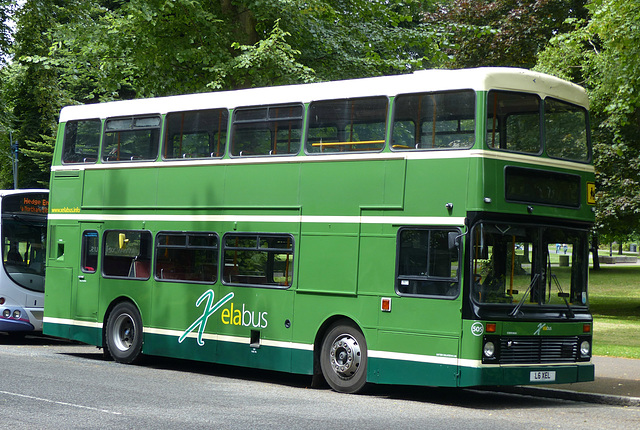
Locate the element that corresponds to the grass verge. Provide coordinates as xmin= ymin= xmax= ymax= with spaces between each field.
xmin=589 ymin=264 xmax=640 ymax=359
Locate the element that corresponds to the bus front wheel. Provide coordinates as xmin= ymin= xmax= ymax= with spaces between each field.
xmin=105 ymin=302 xmax=143 ymax=364
xmin=320 ymin=321 xmax=368 ymax=394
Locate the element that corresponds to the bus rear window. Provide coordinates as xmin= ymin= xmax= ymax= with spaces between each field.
xmin=306 ymin=97 xmax=388 ymax=153
xmin=102 ymin=116 xmax=161 ymax=162
xmin=62 ymin=119 xmax=101 ymax=164
xmin=392 ymin=90 xmax=475 ymax=150
xmin=164 ymin=109 xmax=228 ymax=159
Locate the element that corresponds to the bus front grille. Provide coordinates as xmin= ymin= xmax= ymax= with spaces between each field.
xmin=499 ymin=336 xmax=579 ymax=364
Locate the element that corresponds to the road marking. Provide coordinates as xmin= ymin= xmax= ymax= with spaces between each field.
xmin=0 ymin=390 xmax=122 ymax=415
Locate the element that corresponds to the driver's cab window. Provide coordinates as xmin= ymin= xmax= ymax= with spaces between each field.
xmin=396 ymin=228 xmax=460 ymax=297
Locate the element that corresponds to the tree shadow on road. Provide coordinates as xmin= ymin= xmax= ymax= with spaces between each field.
xmin=56 ymin=347 xmax=576 ymax=410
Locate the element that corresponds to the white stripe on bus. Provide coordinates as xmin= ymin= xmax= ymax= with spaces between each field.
xmin=47 ymin=213 xmax=466 ymax=226
xmin=50 ymin=149 xmax=594 ymax=173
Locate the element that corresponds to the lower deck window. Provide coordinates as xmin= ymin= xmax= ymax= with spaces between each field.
xmin=103 ymin=230 xmax=152 ymax=279
xmin=155 ymin=232 xmax=218 ymax=283
xmin=396 ymin=228 xmax=460 ymax=297
xmin=223 ymin=234 xmax=293 ymax=287
xmin=81 ymin=231 xmax=99 ymax=273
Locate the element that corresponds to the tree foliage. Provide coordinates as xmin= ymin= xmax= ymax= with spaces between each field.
xmin=426 ymin=0 xmax=589 ymax=69
xmin=536 ymin=0 xmax=640 ymax=243
xmin=1 ymin=0 xmax=450 ymax=187
xmin=0 ymin=0 xmax=17 ymax=64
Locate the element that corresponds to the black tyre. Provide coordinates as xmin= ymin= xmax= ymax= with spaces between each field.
xmin=105 ymin=302 xmax=143 ymax=364
xmin=320 ymin=321 xmax=368 ymax=393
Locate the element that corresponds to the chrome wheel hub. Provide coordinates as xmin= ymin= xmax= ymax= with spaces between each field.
xmin=329 ymin=334 xmax=361 ymax=379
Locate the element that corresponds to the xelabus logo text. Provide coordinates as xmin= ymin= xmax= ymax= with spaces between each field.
xmin=179 ymin=289 xmax=269 ymax=346
xmin=179 ymin=290 xmax=233 ymax=346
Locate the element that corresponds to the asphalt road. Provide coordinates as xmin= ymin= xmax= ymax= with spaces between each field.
xmin=1 ymin=335 xmax=639 ymax=429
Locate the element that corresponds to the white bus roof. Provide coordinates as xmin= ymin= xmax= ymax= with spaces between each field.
xmin=59 ymin=67 xmax=588 ymax=123
xmin=0 ymin=189 xmax=48 ymax=197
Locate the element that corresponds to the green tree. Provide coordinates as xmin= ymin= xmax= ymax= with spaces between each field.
xmin=6 ymin=0 xmax=68 ymax=188
xmin=426 ymin=0 xmax=589 ymax=69
xmin=0 ymin=0 xmax=18 ymax=188
xmin=536 ymin=0 xmax=640 ymax=249
xmin=7 ymin=0 xmax=448 ymax=187
xmin=0 ymin=0 xmax=17 ymax=64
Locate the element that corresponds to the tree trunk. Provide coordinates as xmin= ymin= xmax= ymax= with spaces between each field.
xmin=591 ymin=235 xmax=600 ymax=270
xmin=220 ymin=0 xmax=259 ymax=45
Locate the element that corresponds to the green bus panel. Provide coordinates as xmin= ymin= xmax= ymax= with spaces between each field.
xmin=299 ymin=159 xmax=405 ymax=214
xmin=84 ymin=168 xmax=159 ymax=209
xmin=369 ymin=358 xmax=458 ymax=387
xmin=296 ymin=233 xmax=359 ymax=295
xmin=401 ymin=158 xmax=471 ymax=218
xmin=49 ymin=172 xmax=83 ymax=213
xmin=356 ymin=234 xmax=396 ymax=296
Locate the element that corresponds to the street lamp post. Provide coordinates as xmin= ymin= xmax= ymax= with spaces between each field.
xmin=9 ymin=131 xmax=18 ymax=189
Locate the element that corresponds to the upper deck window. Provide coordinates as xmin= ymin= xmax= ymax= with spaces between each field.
xmin=62 ymin=119 xmax=101 ymax=164
xmin=306 ymin=97 xmax=388 ymax=154
xmin=102 ymin=116 xmax=161 ymax=162
xmin=231 ymin=104 xmax=303 ymax=157
xmin=392 ymin=90 xmax=475 ymax=151
xmin=487 ymin=91 xmax=541 ymax=155
xmin=545 ymin=98 xmax=590 ymax=162
xmin=164 ymin=109 xmax=228 ymax=159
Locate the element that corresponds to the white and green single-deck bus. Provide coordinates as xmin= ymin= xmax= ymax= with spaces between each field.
xmin=44 ymin=68 xmax=595 ymax=393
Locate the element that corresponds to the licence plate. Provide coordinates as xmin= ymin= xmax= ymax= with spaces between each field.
xmin=530 ymin=371 xmax=556 ymax=382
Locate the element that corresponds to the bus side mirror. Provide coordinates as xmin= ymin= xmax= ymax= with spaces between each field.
xmin=119 ymin=233 xmax=129 ymax=249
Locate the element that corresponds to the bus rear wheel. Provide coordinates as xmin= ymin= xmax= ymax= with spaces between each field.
xmin=320 ymin=321 xmax=368 ymax=394
xmin=105 ymin=302 xmax=143 ymax=364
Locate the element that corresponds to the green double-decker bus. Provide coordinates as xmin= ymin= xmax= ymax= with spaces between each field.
xmin=44 ymin=68 xmax=595 ymax=393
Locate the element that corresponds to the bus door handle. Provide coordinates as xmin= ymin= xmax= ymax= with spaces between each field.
xmin=78 ymin=275 xmax=86 ymax=282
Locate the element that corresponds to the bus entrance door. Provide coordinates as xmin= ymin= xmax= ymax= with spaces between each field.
xmin=73 ymin=224 xmax=102 ymax=342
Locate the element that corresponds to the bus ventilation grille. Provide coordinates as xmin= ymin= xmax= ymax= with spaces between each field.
xmin=499 ymin=336 xmax=578 ymax=364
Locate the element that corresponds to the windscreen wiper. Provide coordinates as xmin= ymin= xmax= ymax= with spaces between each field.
xmin=550 ymin=274 xmax=574 ymax=318
xmin=510 ymin=273 xmax=540 ymax=317
xmin=546 ymin=251 xmax=574 ymax=318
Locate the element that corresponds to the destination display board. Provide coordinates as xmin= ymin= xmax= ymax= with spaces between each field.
xmin=505 ymin=166 xmax=581 ymax=208
xmin=1 ymin=193 xmax=49 ymax=215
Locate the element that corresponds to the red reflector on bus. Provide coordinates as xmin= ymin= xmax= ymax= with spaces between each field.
xmin=486 ymin=323 xmax=496 ymax=333
xmin=381 ymin=297 xmax=391 ymax=312
xmin=583 ymin=324 xmax=591 ymax=333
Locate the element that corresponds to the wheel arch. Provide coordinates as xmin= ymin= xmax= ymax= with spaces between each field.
xmin=101 ymin=296 xmax=144 ymax=350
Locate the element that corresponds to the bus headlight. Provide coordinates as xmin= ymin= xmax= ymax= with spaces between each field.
xmin=580 ymin=340 xmax=591 ymax=357
xmin=483 ymin=341 xmax=495 ymax=358
xmin=3 ymin=309 xmax=10 ymax=318
xmin=13 ymin=310 xmax=21 ymax=319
